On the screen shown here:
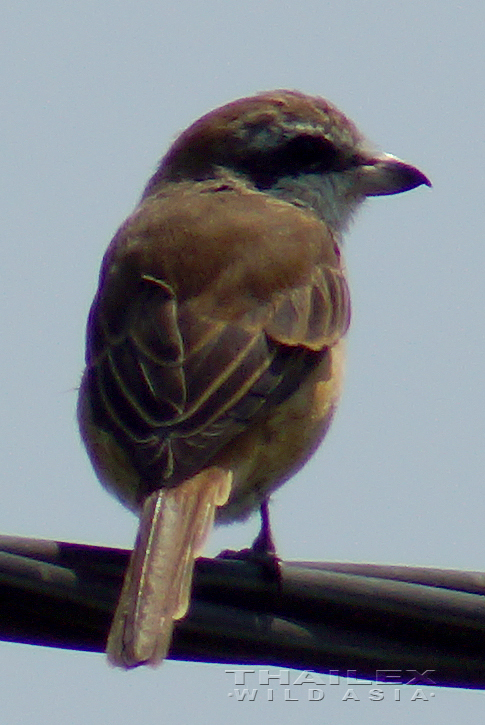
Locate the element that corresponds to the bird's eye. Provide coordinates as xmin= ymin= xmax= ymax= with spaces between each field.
xmin=236 ymin=133 xmax=341 ymax=189
xmin=275 ymin=134 xmax=339 ymax=173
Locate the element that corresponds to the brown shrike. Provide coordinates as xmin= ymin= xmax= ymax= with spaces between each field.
xmin=78 ymin=90 xmax=430 ymax=668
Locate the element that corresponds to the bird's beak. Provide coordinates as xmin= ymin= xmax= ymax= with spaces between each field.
xmin=355 ymin=153 xmax=431 ymax=196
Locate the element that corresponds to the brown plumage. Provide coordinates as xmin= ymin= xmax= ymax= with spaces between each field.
xmin=78 ymin=90 xmax=430 ymax=668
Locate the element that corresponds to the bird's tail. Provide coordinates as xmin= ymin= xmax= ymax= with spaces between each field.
xmin=106 ymin=467 xmax=232 ymax=668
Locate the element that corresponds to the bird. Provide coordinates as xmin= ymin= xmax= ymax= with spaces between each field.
xmin=78 ymin=90 xmax=430 ymax=669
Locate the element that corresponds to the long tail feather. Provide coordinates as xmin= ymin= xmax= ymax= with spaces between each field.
xmin=107 ymin=467 xmax=232 ymax=668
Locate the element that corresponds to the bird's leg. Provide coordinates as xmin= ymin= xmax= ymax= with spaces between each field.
xmin=249 ymin=499 xmax=281 ymax=580
xmin=251 ymin=500 xmax=276 ymax=555
xmin=218 ymin=499 xmax=281 ymax=581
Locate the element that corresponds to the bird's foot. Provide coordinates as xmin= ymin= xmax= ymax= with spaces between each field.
xmin=218 ymin=501 xmax=281 ymax=581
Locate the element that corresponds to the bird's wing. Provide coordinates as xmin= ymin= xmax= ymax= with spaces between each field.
xmin=83 ymin=180 xmax=350 ymax=504
xmin=85 ymin=266 xmax=349 ymax=503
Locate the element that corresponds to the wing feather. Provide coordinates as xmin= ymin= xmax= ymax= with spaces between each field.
xmin=83 ymin=180 xmax=350 ymax=503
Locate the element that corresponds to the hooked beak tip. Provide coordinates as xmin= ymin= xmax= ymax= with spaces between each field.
xmin=357 ymin=153 xmax=431 ymax=197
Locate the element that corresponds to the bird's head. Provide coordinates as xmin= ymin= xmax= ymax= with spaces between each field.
xmin=144 ymin=90 xmax=430 ymax=232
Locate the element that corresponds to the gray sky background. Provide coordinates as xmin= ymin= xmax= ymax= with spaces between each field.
xmin=2 ymin=1 xmax=485 ymax=722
